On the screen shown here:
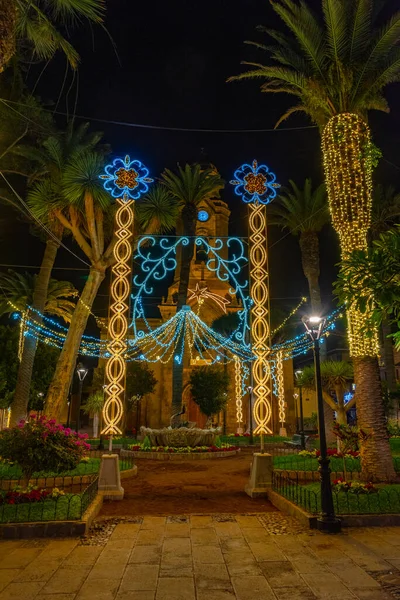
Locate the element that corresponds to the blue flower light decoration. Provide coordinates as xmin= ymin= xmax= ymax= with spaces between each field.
xmin=100 ymin=155 xmax=153 ymax=200
xmin=230 ymin=159 xmax=280 ymax=204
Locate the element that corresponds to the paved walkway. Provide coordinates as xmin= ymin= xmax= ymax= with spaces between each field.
xmin=0 ymin=515 xmax=400 ymax=600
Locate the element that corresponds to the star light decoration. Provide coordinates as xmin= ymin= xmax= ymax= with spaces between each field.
xmin=230 ymin=159 xmax=280 ymax=204
xmin=100 ymin=155 xmax=153 ymax=200
xmin=188 ymin=283 xmax=231 ymax=313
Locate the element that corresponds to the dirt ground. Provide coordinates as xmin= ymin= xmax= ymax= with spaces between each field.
xmin=99 ymin=450 xmax=277 ymax=516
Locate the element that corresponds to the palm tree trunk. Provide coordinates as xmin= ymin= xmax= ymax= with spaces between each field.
xmin=322 ymin=113 xmax=393 ymax=481
xmin=299 ymin=231 xmax=322 ymax=315
xmin=10 ymin=237 xmax=60 ymax=425
xmin=381 ymin=319 xmax=396 ymax=392
xmin=0 ymin=0 xmax=17 ymax=73
xmin=354 ymin=357 xmax=396 ymax=482
xmin=171 ymin=207 xmax=197 ymax=417
xmin=45 ymin=267 xmax=105 ymax=421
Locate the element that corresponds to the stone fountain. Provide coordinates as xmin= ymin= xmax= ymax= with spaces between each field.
xmin=140 ymin=425 xmax=220 ymax=447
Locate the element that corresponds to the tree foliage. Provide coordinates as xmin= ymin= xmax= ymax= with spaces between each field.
xmin=335 ymin=226 xmax=400 ymax=347
xmin=230 ymin=0 xmax=400 ymax=128
xmin=189 ymin=366 xmax=229 ymax=418
xmin=0 ymin=325 xmax=59 ymax=409
xmin=126 ymin=361 xmax=157 ymax=407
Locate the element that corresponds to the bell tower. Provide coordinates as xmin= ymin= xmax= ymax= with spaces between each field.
xmin=158 ymin=194 xmax=241 ymax=325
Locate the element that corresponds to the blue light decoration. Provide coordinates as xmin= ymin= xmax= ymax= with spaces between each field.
xmin=197 ymin=209 xmax=209 ymax=222
xmin=230 ymin=159 xmax=280 ymax=204
xmin=100 ymin=155 xmax=153 ymax=200
xmin=344 ymin=392 xmax=354 ymax=405
xmin=131 ymin=235 xmax=251 ymax=349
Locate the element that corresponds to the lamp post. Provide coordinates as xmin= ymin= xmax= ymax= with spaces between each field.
xmin=302 ymin=316 xmax=341 ymax=533
xmin=247 ymin=386 xmax=254 ymax=445
xmin=76 ymin=362 xmax=88 ymax=433
xmin=295 ymin=370 xmax=305 ymax=450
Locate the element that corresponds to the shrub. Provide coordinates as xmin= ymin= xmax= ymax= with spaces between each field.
xmin=388 ymin=419 xmax=400 ymax=438
xmin=0 ymin=415 xmax=90 ymax=481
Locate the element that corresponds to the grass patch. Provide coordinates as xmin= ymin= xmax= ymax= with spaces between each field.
xmin=221 ymin=435 xmax=289 ymax=446
xmin=273 ymin=453 xmax=400 ymax=474
xmin=0 ymin=494 xmax=84 ymax=523
xmin=0 ymin=457 xmax=132 ymax=480
xmin=390 ymin=438 xmax=400 ymax=455
xmin=282 ymin=482 xmax=400 ymax=515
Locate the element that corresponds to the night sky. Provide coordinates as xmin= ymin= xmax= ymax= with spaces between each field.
xmin=1 ymin=0 xmax=400 ymax=342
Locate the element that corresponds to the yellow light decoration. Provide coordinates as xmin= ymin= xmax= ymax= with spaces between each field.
xmin=188 ymin=282 xmax=231 ymax=313
xmin=248 ymin=201 xmax=273 ymax=435
xmin=322 ymin=113 xmax=379 ymax=358
xmin=101 ymin=196 xmax=134 ymax=435
xmin=276 ymin=350 xmax=285 ymax=426
xmin=234 ymin=355 xmax=243 ymax=431
xmin=271 ymin=297 xmax=307 ymax=336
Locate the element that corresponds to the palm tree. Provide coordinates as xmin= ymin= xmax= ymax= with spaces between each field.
xmin=8 ymin=123 xmax=105 ymax=426
xmin=268 ymin=179 xmax=328 ymax=315
xmin=0 ymin=0 xmax=105 ymax=73
xmin=298 ymin=361 xmax=355 ymax=426
xmin=212 ymin=312 xmax=240 ymax=433
xmin=230 ymin=0 xmax=400 ymax=481
xmin=161 ymin=164 xmax=224 ymax=415
xmin=29 ymin=152 xmax=179 ymax=420
xmin=371 ymin=184 xmax=400 ymax=392
xmin=0 ymin=270 xmax=77 ymax=423
xmin=136 ymin=184 xmax=180 ymax=235
xmin=0 ymin=270 xmax=77 ymax=322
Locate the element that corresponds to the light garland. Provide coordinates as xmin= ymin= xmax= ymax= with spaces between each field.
xmin=234 ymin=355 xmax=243 ymax=433
xmin=271 ymin=297 xmax=307 ymax=336
xmin=322 ymin=113 xmax=379 ymax=358
xmin=231 ymin=160 xmax=279 ymax=436
xmin=100 ymin=156 xmax=153 ymax=436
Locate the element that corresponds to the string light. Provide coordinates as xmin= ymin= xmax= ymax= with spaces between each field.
xmin=271 ymin=297 xmax=307 ymax=336
xmin=100 ymin=156 xmax=154 ymax=436
xmin=231 ymin=160 xmax=280 ymax=436
xmin=322 ymin=113 xmax=379 ymax=357
xmin=234 ymin=355 xmax=243 ymax=432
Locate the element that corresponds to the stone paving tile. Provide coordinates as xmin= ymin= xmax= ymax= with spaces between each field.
xmin=13 ymin=560 xmax=61 ymax=583
xmin=77 ymin=578 xmax=120 ymax=600
xmin=192 ymin=545 xmax=224 ymax=564
xmin=351 ymin=589 xmax=393 ymax=600
xmin=155 ymin=577 xmax=195 ymax=600
xmin=129 ymin=545 xmax=161 ymax=565
xmin=220 ymin=538 xmax=250 ymax=553
xmin=327 ymin=560 xmax=381 ymax=588
xmin=301 ymin=572 xmax=357 ymax=599
xmin=0 ymin=548 xmax=43 ymax=570
xmin=63 ymin=546 xmax=103 ymax=566
xmin=136 ymin=529 xmax=165 ymax=546
xmin=41 ymin=566 xmax=91 ymax=595
xmin=273 ymin=588 xmax=317 ymax=600
xmin=39 ymin=595 xmax=76 ymax=600
xmin=214 ymin=522 xmax=244 ymax=539
xmin=189 ymin=516 xmax=213 ymax=528
xmin=190 ymin=527 xmax=218 ymax=546
xmin=234 ymin=516 xmax=263 ymax=528
xmin=116 ymin=593 xmax=155 ymax=600
xmin=141 ymin=517 xmax=166 ymax=530
xmin=110 ymin=525 xmax=141 ymax=541
xmin=232 ymin=575 xmax=276 ymax=600
xmin=161 ymin=538 xmax=191 ymax=559
xmin=164 ymin=524 xmax=190 ymax=538
xmin=290 ymin=557 xmax=327 ymax=573
xmin=0 ymin=581 xmax=45 ymax=600
xmin=194 ymin=563 xmax=232 ymax=590
xmin=120 ymin=565 xmax=159 ymax=591
xmin=259 ymin=561 xmax=307 ymax=588
xmin=0 ymin=572 xmax=20 ymax=594
xmin=248 ymin=541 xmax=286 ymax=562
xmin=226 ymin=561 xmax=262 ymax=577
xmin=86 ymin=563 xmax=127 ymax=580
xmin=197 ymin=591 xmax=236 ymax=600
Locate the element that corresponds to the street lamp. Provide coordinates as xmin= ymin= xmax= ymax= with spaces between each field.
xmin=76 ymin=362 xmax=88 ymax=433
xmin=295 ymin=370 xmax=306 ymax=450
xmin=247 ymin=386 xmax=254 ymax=445
xmin=302 ymin=315 xmax=341 ymax=534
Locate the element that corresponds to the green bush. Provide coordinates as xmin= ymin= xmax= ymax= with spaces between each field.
xmin=0 ymin=415 xmax=90 ymax=480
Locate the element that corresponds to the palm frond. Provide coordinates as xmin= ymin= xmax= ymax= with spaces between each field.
xmin=348 ymin=0 xmax=373 ymax=62
xmin=62 ymin=151 xmax=110 ymax=209
xmin=136 ymin=185 xmax=180 ymax=235
xmin=323 ymin=0 xmax=349 ymax=63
